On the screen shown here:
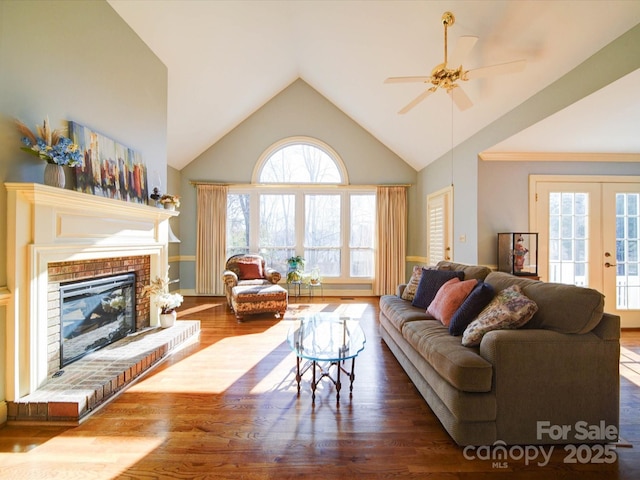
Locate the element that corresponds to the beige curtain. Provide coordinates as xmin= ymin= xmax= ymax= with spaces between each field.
xmin=374 ymin=186 xmax=407 ymax=295
xmin=196 ymin=184 xmax=228 ymax=295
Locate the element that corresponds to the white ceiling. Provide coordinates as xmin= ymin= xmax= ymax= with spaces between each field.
xmin=108 ymin=0 xmax=640 ymax=171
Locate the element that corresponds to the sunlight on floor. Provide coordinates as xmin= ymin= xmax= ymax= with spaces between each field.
xmin=176 ymin=302 xmax=224 ymax=317
xmin=128 ymin=303 xmax=372 ymax=395
xmin=0 ymin=436 xmax=164 ymax=479
xmin=620 ymin=345 xmax=640 ymax=387
xmin=128 ymin=321 xmax=292 ymax=394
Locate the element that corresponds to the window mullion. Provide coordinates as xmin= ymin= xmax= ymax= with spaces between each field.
xmin=296 ymin=191 xmax=305 ymax=260
xmin=250 ymin=191 xmax=260 ymax=253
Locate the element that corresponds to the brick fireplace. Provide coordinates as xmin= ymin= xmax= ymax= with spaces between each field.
xmin=47 ymin=256 xmax=151 ymax=376
xmin=5 ymin=183 xmax=178 ymax=404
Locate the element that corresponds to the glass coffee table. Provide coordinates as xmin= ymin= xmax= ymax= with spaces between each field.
xmin=287 ymin=312 xmax=366 ymax=403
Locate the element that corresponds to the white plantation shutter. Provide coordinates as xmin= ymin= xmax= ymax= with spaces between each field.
xmin=427 ymin=187 xmax=452 ymax=264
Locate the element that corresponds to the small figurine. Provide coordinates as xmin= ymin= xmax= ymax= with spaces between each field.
xmin=513 ymin=235 xmax=528 ymax=272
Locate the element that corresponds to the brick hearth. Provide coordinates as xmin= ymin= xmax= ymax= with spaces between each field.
xmin=7 ymin=320 xmax=200 ymax=424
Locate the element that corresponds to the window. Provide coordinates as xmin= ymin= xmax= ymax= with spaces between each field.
xmin=226 ymin=138 xmax=374 ymax=281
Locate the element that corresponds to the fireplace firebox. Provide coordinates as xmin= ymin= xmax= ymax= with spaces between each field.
xmin=60 ymin=273 xmax=136 ymax=367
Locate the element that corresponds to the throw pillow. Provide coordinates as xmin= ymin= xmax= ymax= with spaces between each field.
xmin=401 ymin=265 xmax=424 ymax=301
xmin=427 ymin=278 xmax=478 ymax=327
xmin=237 ymin=261 xmax=263 ymax=280
xmin=462 ymin=284 xmax=538 ymax=347
xmin=449 ymin=282 xmax=495 ymax=336
xmin=412 ymin=269 xmax=464 ymax=310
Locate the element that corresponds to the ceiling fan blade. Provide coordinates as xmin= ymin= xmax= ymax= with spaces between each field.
xmin=448 ymin=86 xmax=473 ymax=111
xmin=448 ymin=35 xmax=478 ymax=67
xmin=384 ymin=76 xmax=432 ymax=84
xmin=465 ymin=59 xmax=526 ymax=80
xmin=398 ymin=88 xmax=434 ymax=114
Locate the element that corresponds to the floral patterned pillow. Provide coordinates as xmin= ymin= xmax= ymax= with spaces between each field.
xmin=401 ymin=265 xmax=424 ymax=301
xmin=462 ymin=284 xmax=538 ymax=347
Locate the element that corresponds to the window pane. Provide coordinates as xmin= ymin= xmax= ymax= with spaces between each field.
xmin=260 ymin=194 xmax=295 ymax=273
xmin=260 ymin=144 xmax=342 ymax=183
xmin=304 ymin=249 xmax=341 ymax=276
xmin=305 ymin=195 xmax=341 ymax=247
xmin=226 ymin=194 xmax=250 ymax=258
xmin=350 ymin=194 xmax=375 ymax=277
xmin=350 ymin=195 xmax=375 ymax=247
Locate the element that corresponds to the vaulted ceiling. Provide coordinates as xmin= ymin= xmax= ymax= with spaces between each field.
xmin=108 ymin=0 xmax=640 ymax=171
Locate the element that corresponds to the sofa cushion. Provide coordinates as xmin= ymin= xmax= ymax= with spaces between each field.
xmin=412 ymin=269 xmax=464 ymax=310
xmin=427 ymin=278 xmax=478 ymax=327
xmin=402 ymin=320 xmax=493 ymax=392
xmin=485 ymin=271 xmax=604 ymax=334
xmin=401 ymin=265 xmax=424 ymax=301
xmin=449 ymin=281 xmax=495 ymax=336
xmin=462 ymin=285 xmax=537 ymax=347
xmin=436 ymin=261 xmax=492 ymax=281
xmin=380 ymin=295 xmax=431 ymax=331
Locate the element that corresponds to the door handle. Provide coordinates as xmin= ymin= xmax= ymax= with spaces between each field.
xmin=604 ymin=262 xmax=617 ymax=268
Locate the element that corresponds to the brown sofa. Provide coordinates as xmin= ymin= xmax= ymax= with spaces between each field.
xmin=379 ymin=261 xmax=620 ymax=446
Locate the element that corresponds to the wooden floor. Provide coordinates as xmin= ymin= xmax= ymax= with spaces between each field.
xmin=1 ymin=296 xmax=639 ymax=479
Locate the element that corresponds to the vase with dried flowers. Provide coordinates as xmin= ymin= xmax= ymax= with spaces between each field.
xmin=142 ymin=269 xmax=183 ymax=328
xmin=159 ymin=194 xmax=180 ymax=210
xmin=16 ymin=117 xmax=83 ymax=188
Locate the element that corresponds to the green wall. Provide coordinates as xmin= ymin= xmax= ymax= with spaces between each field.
xmin=0 ymin=0 xmax=167 ymax=410
xmin=178 ymin=78 xmax=417 ymax=291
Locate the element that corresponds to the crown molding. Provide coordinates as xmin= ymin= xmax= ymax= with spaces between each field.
xmin=479 ymin=151 xmax=640 ymax=162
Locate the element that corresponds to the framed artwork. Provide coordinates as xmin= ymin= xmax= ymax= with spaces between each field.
xmin=69 ymin=121 xmax=149 ymax=204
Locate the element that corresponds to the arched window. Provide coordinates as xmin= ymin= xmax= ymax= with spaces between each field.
xmin=229 ymin=137 xmax=374 ymax=285
xmin=253 ymin=136 xmax=348 ymax=184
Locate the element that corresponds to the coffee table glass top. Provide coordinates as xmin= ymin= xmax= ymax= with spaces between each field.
xmin=287 ymin=312 xmax=366 ymax=362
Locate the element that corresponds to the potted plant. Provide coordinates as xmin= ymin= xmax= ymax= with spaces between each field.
xmin=159 ymin=194 xmax=180 ymax=210
xmin=287 ymin=256 xmax=305 ymax=283
xmin=143 ymin=269 xmax=183 ymax=328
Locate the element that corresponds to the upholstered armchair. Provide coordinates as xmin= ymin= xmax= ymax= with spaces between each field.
xmin=222 ymin=254 xmax=282 ymax=307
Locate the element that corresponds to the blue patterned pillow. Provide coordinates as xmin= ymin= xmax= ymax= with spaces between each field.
xmin=411 ymin=269 xmax=464 ymax=310
xmin=462 ymin=284 xmax=538 ymax=347
xmin=449 ymin=282 xmax=495 ymax=336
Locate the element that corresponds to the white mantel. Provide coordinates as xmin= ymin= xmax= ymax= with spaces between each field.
xmin=5 ymin=183 xmax=178 ymax=401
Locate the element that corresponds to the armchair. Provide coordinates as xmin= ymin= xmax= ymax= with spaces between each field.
xmin=222 ymin=254 xmax=282 ymax=308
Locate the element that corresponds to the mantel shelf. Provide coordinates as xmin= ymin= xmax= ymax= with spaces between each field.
xmin=4 ymin=183 xmax=179 ymax=220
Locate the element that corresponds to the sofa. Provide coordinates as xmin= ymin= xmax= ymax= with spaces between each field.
xmin=379 ymin=261 xmax=620 ymax=446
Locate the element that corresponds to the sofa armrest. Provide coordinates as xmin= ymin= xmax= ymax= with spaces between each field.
xmin=264 ymin=268 xmax=281 ymax=284
xmin=222 ymin=270 xmax=238 ymax=288
xmin=478 ymin=329 xmax=619 ymax=444
xmin=590 ymin=312 xmax=620 ymax=341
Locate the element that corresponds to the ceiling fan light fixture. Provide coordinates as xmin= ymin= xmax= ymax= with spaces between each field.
xmin=385 ymin=11 xmax=526 ymax=114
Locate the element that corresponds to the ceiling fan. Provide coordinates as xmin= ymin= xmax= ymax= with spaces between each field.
xmin=385 ymin=11 xmax=526 ymax=114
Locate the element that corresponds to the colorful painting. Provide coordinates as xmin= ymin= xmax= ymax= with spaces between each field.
xmin=69 ymin=122 xmax=149 ymax=204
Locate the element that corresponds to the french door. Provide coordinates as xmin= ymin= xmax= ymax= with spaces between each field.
xmin=427 ymin=186 xmax=453 ymax=265
xmin=531 ymin=176 xmax=640 ymax=328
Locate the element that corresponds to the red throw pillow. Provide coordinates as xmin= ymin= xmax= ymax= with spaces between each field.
xmin=427 ymin=278 xmax=478 ymax=327
xmin=237 ymin=261 xmax=263 ymax=280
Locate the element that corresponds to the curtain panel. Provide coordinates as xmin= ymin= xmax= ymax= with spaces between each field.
xmin=374 ymin=186 xmax=407 ymax=295
xmin=196 ymin=184 xmax=228 ymax=295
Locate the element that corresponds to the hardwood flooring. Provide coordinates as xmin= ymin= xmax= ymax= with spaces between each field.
xmin=1 ymin=296 xmax=639 ymax=479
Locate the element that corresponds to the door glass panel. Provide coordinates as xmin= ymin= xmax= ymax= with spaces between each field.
xmin=615 ymin=193 xmax=640 ymax=309
xmin=548 ymin=192 xmax=589 ymax=286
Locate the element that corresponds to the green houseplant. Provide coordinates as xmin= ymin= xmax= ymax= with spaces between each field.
xmin=286 ymin=256 xmax=305 ymax=283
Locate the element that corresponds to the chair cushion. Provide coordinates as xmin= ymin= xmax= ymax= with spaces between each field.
xmin=237 ymin=260 xmax=263 ymax=280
